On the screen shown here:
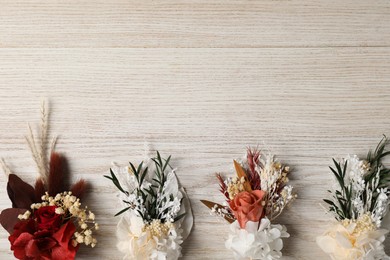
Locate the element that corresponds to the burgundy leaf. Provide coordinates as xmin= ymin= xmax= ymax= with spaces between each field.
xmin=7 ymin=174 xmax=36 ymax=209
xmin=216 ymin=173 xmax=230 ymax=202
xmin=0 ymin=208 xmax=28 ymax=234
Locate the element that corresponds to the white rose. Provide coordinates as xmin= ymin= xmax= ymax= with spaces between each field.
xmin=316 ymin=221 xmax=389 ymax=260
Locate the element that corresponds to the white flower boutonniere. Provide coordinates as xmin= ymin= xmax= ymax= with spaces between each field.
xmin=106 ymin=151 xmax=193 ymax=260
xmin=317 ymin=136 xmax=390 ymax=260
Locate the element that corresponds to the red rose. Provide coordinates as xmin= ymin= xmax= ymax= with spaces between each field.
xmin=9 ymin=216 xmax=78 ymax=259
xmin=35 ymin=206 xmax=62 ymax=231
xmin=51 ymin=221 xmax=79 ymax=259
xmin=229 ymin=190 xmax=266 ymax=228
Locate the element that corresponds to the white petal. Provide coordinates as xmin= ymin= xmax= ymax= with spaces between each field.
xmin=178 ymin=187 xmax=193 ymax=241
xmin=316 ymin=235 xmax=338 ymax=254
xmin=335 ymin=232 xmax=353 ymax=249
xmin=163 ymin=171 xmax=180 ymax=197
xmin=129 ymin=214 xmax=145 ymax=236
xmin=245 ymin=221 xmax=260 ymax=233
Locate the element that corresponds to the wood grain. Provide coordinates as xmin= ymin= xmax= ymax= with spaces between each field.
xmin=0 ymin=0 xmax=389 ymax=48
xmin=0 ymin=1 xmax=389 ymax=259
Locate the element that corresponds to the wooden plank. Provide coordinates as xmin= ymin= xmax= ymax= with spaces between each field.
xmin=0 ymin=0 xmax=389 ymax=48
xmin=0 ymin=48 xmax=389 ymax=258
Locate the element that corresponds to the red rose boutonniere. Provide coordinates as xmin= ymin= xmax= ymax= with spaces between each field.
xmin=0 ymin=102 xmax=98 ymax=260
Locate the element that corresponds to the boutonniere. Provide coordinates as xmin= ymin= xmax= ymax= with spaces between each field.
xmin=106 ymin=151 xmax=193 ymax=260
xmin=317 ymin=137 xmax=390 ymax=260
xmin=201 ymin=147 xmax=296 ymax=260
xmin=0 ymin=102 xmax=98 ymax=260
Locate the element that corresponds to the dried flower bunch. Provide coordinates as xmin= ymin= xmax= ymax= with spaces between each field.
xmin=106 ymin=151 xmax=193 ymax=260
xmin=0 ymin=102 xmax=98 ymax=260
xmin=201 ymin=147 xmax=296 ymax=260
xmin=317 ymin=137 xmax=390 ymax=260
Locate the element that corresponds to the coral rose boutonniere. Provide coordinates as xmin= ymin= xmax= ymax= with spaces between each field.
xmin=0 ymin=102 xmax=98 ymax=260
xmin=106 ymin=151 xmax=193 ymax=260
xmin=317 ymin=137 xmax=390 ymax=260
xmin=201 ymin=147 xmax=296 ymax=260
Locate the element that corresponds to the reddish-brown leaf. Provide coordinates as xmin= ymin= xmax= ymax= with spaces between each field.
xmin=70 ymin=179 xmax=87 ymax=200
xmin=0 ymin=208 xmax=27 ymax=234
xmin=48 ymin=152 xmax=69 ymax=196
xmin=7 ymin=174 xmax=36 ymax=209
xmin=216 ymin=173 xmax=230 ymax=202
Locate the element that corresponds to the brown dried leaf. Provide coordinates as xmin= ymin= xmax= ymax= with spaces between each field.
xmin=233 ymin=160 xmax=252 ymax=192
xmin=200 ymin=200 xmax=234 ymax=223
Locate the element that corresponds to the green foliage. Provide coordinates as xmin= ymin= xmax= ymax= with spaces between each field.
xmin=366 ymin=136 xmax=390 ymax=212
xmin=105 ymin=152 xmax=184 ymax=224
xmin=325 ymin=159 xmax=352 ymax=220
xmin=324 ymin=136 xmax=390 ymax=221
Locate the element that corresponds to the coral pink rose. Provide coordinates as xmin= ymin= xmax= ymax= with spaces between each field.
xmin=229 ymin=190 xmax=266 ymax=228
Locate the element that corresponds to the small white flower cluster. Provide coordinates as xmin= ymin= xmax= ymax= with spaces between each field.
xmin=127 ymin=193 xmax=147 ymax=217
xmin=210 ymin=203 xmax=234 ymax=221
xmin=39 ymin=192 xmax=99 ymax=248
xmin=252 ymin=154 xmax=295 ymax=220
xmin=17 ymin=210 xmax=31 ymax=220
xmin=225 ymin=218 xmax=289 ymax=260
xmin=345 ymin=156 xmax=369 ymax=218
xmin=156 ymin=172 xmax=183 ymax=222
xmin=227 ymin=176 xmax=246 ymax=200
xmin=157 ymin=196 xmax=181 ymax=223
xmin=372 ymin=188 xmax=390 ymax=227
xmin=344 ymin=155 xmax=390 ymax=226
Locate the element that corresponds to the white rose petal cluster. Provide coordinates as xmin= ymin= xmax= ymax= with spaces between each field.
xmin=117 ymin=214 xmax=183 ymax=260
xmin=317 ymin=215 xmax=389 ymax=260
xmin=225 ymin=218 xmax=289 ymax=260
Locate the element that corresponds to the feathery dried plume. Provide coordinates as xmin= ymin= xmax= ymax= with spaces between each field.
xmin=50 ymin=136 xmax=57 ymax=155
xmin=48 ymin=152 xmax=67 ymax=196
xmin=71 ymin=179 xmax=87 ymax=200
xmin=34 ymin=178 xmax=45 ymax=201
xmin=1 ymin=158 xmax=12 ymax=176
xmin=25 ymin=101 xmax=50 ymax=183
xmin=39 ymin=100 xmax=49 ymax=176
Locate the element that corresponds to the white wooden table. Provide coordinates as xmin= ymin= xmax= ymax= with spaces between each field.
xmin=0 ymin=1 xmax=389 ymax=259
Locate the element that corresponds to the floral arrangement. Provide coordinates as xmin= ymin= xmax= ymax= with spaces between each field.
xmin=106 ymin=151 xmax=193 ymax=260
xmin=0 ymin=103 xmax=98 ymax=260
xmin=201 ymin=148 xmax=296 ymax=260
xmin=317 ymin=137 xmax=390 ymax=260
